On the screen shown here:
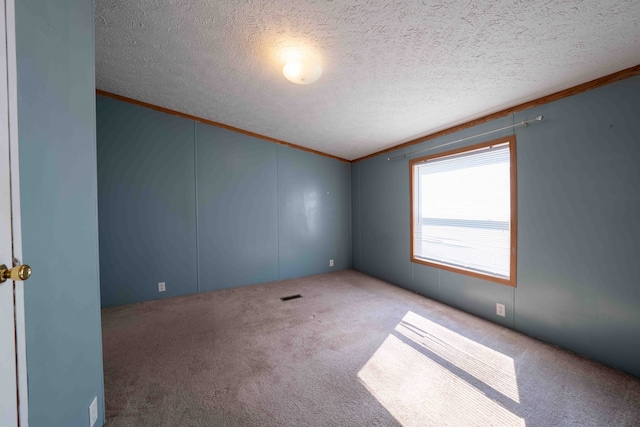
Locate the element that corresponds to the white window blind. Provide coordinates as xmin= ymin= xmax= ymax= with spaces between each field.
xmin=413 ymin=142 xmax=511 ymax=279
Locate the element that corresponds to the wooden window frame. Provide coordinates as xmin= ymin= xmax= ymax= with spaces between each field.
xmin=409 ymin=135 xmax=517 ymax=287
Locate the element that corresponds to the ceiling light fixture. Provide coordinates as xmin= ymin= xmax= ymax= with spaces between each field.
xmin=282 ymin=58 xmax=322 ymax=85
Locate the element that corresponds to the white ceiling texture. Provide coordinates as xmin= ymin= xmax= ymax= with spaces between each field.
xmin=95 ymin=0 xmax=640 ymax=161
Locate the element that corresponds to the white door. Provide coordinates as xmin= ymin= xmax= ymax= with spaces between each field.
xmin=0 ymin=149 xmax=18 ymax=427
xmin=0 ymin=0 xmax=18 ymax=420
xmin=0 ymin=0 xmax=28 ymax=425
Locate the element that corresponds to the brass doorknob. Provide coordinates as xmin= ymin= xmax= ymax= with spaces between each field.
xmin=0 ymin=264 xmax=32 ymax=283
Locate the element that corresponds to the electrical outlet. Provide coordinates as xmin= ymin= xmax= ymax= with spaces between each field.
xmin=89 ymin=396 xmax=98 ymax=427
xmin=329 ymin=259 xmax=334 ymax=267
xmin=496 ymin=303 xmax=506 ymax=317
xmin=158 ymin=282 xmax=166 ymax=292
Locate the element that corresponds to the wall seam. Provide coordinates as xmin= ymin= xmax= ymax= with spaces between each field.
xmin=348 ymin=162 xmax=352 ymax=270
xmin=194 ymin=120 xmax=200 ymax=294
xmin=358 ymin=164 xmax=362 ymax=269
xmin=411 ymin=263 xmax=415 ymax=293
xmin=511 ymin=113 xmax=516 ymax=329
xmin=511 ymin=288 xmax=516 ymax=329
xmin=276 ymin=145 xmax=280 ymax=280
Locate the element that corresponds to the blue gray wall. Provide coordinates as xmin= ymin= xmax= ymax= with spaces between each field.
xmin=97 ymin=99 xmax=198 ymax=305
xmin=97 ymin=95 xmax=351 ymax=307
xmin=16 ymin=0 xmax=105 ymax=426
xmin=352 ymin=74 xmax=640 ymax=378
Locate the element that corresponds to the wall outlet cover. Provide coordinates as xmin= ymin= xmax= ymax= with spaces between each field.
xmin=89 ymin=396 xmax=98 ymax=427
xmin=496 ymin=303 xmax=506 ymax=317
xmin=158 ymin=282 xmax=166 ymax=292
xmin=329 ymin=259 xmax=334 ymax=267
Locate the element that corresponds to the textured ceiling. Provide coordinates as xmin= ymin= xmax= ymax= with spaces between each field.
xmin=95 ymin=0 xmax=640 ymax=160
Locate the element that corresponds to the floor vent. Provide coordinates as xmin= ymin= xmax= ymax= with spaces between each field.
xmin=280 ymin=294 xmax=302 ymax=301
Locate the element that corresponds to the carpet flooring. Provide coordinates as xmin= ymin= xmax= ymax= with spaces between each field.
xmin=102 ymin=270 xmax=640 ymax=426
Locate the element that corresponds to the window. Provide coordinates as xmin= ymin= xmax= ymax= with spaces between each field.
xmin=410 ymin=136 xmax=517 ymax=286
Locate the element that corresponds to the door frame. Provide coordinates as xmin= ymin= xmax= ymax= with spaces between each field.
xmin=5 ymin=0 xmax=29 ymax=423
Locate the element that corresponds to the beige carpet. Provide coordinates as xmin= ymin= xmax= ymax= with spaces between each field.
xmin=102 ymin=270 xmax=640 ymax=426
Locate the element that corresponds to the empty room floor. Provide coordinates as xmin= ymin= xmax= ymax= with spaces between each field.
xmin=101 ymin=270 xmax=640 ymax=426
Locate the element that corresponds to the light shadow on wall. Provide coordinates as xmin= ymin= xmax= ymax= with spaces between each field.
xmin=358 ymin=311 xmax=524 ymax=426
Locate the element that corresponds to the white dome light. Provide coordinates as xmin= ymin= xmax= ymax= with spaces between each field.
xmin=282 ymin=58 xmax=322 ymax=85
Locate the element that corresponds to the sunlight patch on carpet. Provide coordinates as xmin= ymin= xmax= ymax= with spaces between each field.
xmin=357 ymin=311 xmax=524 ymax=427
xmin=397 ymin=311 xmax=520 ymax=403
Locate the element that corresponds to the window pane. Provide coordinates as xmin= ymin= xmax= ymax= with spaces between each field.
xmin=413 ymin=143 xmax=512 ymax=279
